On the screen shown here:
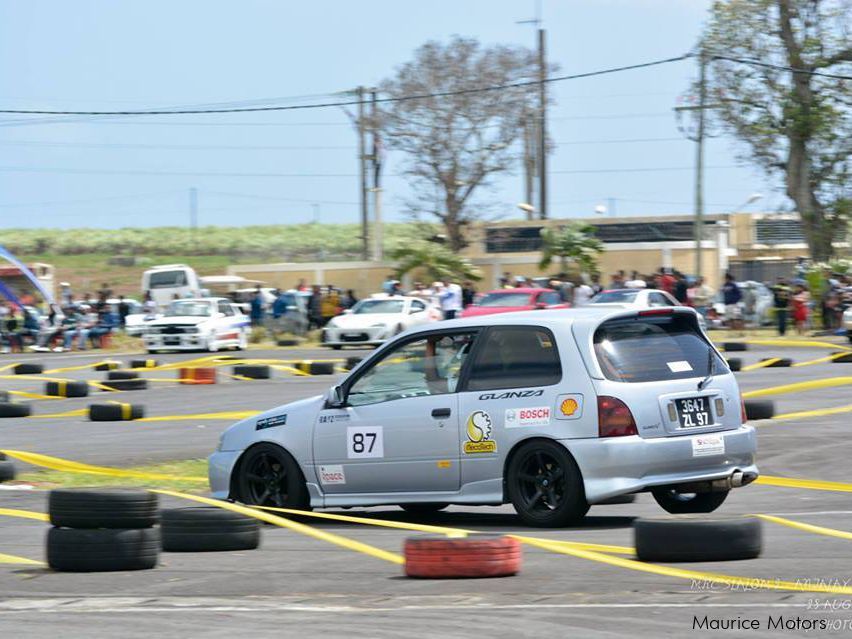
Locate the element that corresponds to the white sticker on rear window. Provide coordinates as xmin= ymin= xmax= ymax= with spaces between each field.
xmin=667 ymin=360 xmax=693 ymax=373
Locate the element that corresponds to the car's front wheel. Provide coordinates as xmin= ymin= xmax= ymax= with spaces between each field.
xmin=235 ymin=443 xmax=310 ymax=510
xmin=507 ymin=440 xmax=588 ymax=527
xmin=651 ymin=488 xmax=728 ymax=514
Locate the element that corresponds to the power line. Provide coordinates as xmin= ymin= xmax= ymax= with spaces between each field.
xmin=709 ymin=53 xmax=852 ymax=80
xmin=0 ymin=139 xmax=353 ymax=151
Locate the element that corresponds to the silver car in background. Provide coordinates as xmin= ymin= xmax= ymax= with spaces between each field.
xmin=210 ymin=306 xmax=757 ymax=527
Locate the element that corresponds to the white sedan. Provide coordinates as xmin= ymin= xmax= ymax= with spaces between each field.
xmin=143 ymin=298 xmax=251 ymax=353
xmin=590 ymin=288 xmax=709 ymax=331
xmin=321 ymin=295 xmax=441 ymax=349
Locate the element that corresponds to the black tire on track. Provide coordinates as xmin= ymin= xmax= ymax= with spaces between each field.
xmin=48 ymin=488 xmax=159 ymax=529
xmin=277 ymin=338 xmax=300 ymax=347
xmin=129 ymin=359 xmax=159 ymax=369
xmin=832 ymin=352 xmax=852 ymax=363
xmin=0 ymin=460 xmax=15 ymax=482
xmin=94 ymin=361 xmax=120 ymax=371
xmin=47 ymin=527 xmax=160 ymax=572
xmin=161 ymin=507 xmax=261 ymax=552
xmin=88 ymin=403 xmax=145 ymax=422
xmin=14 ymin=363 xmax=43 ymax=375
xmin=761 ymin=357 xmax=793 ymax=367
xmin=722 ymin=342 xmax=747 ymax=352
xmin=101 ymin=378 xmax=148 ymax=391
xmin=45 ymin=380 xmax=89 ymax=398
xmin=106 ymin=370 xmax=139 ymax=380
xmin=726 ymin=357 xmax=742 ymax=372
xmin=744 ymin=399 xmax=775 ymax=420
xmin=0 ymin=402 xmax=31 ymax=418
xmin=344 ymin=357 xmax=362 ymax=371
xmin=233 ymin=364 xmax=271 ymax=380
xmin=300 ymin=361 xmax=335 ymax=375
xmin=634 ymin=515 xmax=762 ymax=562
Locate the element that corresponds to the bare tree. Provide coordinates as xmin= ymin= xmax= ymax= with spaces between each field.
xmin=699 ymin=0 xmax=851 ymax=260
xmin=379 ymin=36 xmax=550 ymax=251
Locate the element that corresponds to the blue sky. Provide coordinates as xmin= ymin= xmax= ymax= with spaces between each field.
xmin=0 ymin=0 xmax=781 ymax=229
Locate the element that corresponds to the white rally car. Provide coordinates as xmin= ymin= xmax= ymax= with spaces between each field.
xmin=143 ymin=298 xmax=250 ymax=353
xmin=321 ymin=295 xmax=441 ymax=349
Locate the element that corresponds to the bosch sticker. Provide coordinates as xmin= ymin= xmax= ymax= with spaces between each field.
xmin=504 ymin=406 xmax=551 ymax=428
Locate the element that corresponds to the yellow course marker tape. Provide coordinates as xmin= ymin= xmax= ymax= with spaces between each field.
xmin=740 ymin=358 xmax=781 ymax=372
xmin=27 ymin=408 xmax=88 ymax=419
xmin=756 ymin=475 xmax=852 ymax=493
xmin=0 ymin=449 xmax=207 ymax=482
xmin=756 ymin=514 xmax=852 ymax=542
xmin=8 ymin=390 xmax=62 ymax=401
xmin=153 ymin=489 xmax=404 ymax=565
xmin=734 ymin=339 xmax=852 ymax=351
xmin=271 ymin=365 xmax=311 ymax=377
xmin=793 ymin=352 xmax=851 ymax=367
xmin=0 ymin=552 xmax=43 ymax=566
xmin=742 ymin=376 xmax=852 ymax=399
xmin=136 ymin=411 xmax=259 ymax=422
xmin=772 ymin=403 xmax=852 ymax=421
xmin=0 ymin=507 xmax=49 ymax=522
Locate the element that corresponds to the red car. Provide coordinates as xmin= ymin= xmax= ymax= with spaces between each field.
xmin=460 ymin=287 xmax=570 ymax=318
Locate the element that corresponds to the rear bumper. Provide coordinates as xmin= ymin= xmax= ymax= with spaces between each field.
xmin=561 ymin=425 xmax=758 ymax=503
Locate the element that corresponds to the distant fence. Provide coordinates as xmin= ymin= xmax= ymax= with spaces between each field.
xmin=728 ymin=260 xmax=798 ymax=283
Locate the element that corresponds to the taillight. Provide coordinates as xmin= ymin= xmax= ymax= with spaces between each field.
xmin=598 ymin=396 xmax=638 ymax=437
xmin=638 ymin=308 xmax=674 ymax=316
xmin=740 ymin=397 xmax=748 ymax=424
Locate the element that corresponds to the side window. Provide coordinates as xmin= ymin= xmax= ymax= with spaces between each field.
xmin=347 ymin=332 xmax=477 ymax=407
xmin=466 ymin=326 xmax=561 ymax=391
xmin=218 ymin=302 xmax=234 ymax=316
xmin=411 ymin=300 xmax=426 ymax=312
xmin=540 ymin=291 xmax=561 ymax=306
xmin=649 ymin=293 xmax=669 ymax=307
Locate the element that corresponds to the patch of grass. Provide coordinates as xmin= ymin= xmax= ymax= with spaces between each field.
xmin=17 ymin=458 xmax=210 ymax=493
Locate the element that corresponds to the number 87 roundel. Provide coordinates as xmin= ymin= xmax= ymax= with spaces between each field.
xmin=347 ymin=426 xmax=384 ymax=459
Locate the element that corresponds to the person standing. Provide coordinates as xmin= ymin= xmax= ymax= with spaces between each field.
xmin=590 ymin=273 xmax=603 ymax=296
xmin=771 ymin=277 xmax=792 ymax=336
xmin=690 ymin=277 xmax=714 ymax=318
xmin=439 ymin=280 xmax=462 ymax=320
xmin=722 ymin=273 xmax=743 ymax=331
xmin=321 ymin=286 xmax=340 ymax=325
xmin=792 ymin=284 xmax=810 ymax=335
xmin=461 ymin=281 xmax=477 ymax=308
xmin=573 ymin=279 xmax=593 ymax=307
xmin=307 ymin=285 xmax=323 ymax=330
xmin=673 ymin=271 xmax=690 ymax=304
xmin=249 ymin=289 xmax=265 ymax=328
xmin=625 ymin=271 xmax=646 ymax=288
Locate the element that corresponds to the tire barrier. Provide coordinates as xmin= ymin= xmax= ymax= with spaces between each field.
xmin=833 ymin=352 xmax=852 ymax=364
xmin=277 ymin=338 xmax=300 ymax=347
xmin=47 ymin=527 xmax=160 ymax=572
xmin=722 ymin=342 xmax=748 ymax=352
xmin=94 ymin=361 xmax=121 ymax=371
xmin=295 ymin=361 xmax=336 ymax=376
xmin=726 ymin=357 xmax=742 ymax=372
xmin=14 ymin=363 xmax=43 ymax=375
xmin=45 ymin=380 xmax=90 ymax=398
xmin=129 ymin=359 xmax=159 ymax=369
xmin=233 ymin=364 xmax=271 ymax=380
xmin=761 ymin=357 xmax=793 ymax=368
xmin=403 ymin=535 xmax=522 ymax=578
xmin=179 ymin=367 xmax=217 ymax=385
xmin=106 ymin=370 xmax=139 ymax=381
xmin=344 ymin=357 xmax=362 ymax=371
xmin=634 ymin=516 xmax=762 ymax=562
xmin=49 ymin=488 xmax=159 ymax=529
xmin=101 ymin=378 xmax=148 ymax=392
xmin=161 ymin=507 xmax=261 ymax=552
xmin=744 ymin=399 xmax=775 ymax=420
xmin=0 ymin=460 xmax=15 ymax=483
xmin=0 ymin=402 xmax=32 ymax=418
xmin=88 ymin=403 xmax=145 ymax=421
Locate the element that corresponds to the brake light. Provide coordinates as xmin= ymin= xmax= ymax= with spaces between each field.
xmin=598 ymin=396 xmax=638 ymax=437
xmin=638 ymin=308 xmax=674 ymax=316
xmin=740 ymin=396 xmax=748 ymax=424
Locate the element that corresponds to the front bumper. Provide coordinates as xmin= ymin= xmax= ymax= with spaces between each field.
xmin=322 ymin=325 xmax=389 ymax=346
xmin=144 ymin=333 xmax=205 ymax=350
xmin=208 ymin=449 xmax=242 ymax=499
xmin=563 ymin=425 xmax=758 ymax=503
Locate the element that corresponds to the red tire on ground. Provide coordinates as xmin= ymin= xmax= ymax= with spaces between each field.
xmin=403 ymin=535 xmax=522 ymax=579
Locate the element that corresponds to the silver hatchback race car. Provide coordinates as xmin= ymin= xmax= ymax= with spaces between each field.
xmin=209 ymin=306 xmax=758 ymax=527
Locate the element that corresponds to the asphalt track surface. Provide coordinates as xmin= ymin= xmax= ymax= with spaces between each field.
xmin=2 ymin=340 xmax=852 ymax=637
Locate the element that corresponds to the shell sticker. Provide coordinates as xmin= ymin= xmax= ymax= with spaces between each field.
xmin=555 ymin=394 xmax=584 ymax=421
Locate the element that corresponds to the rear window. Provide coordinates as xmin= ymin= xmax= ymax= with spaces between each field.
xmin=148 ymin=270 xmax=188 ymax=289
xmin=476 ymin=292 xmax=534 ymax=307
xmin=593 ymin=315 xmax=724 ymax=383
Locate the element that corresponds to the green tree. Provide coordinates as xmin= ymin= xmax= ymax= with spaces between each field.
xmin=538 ymin=223 xmax=603 ymax=275
xmin=698 ymin=0 xmax=851 ymax=260
xmin=390 ymin=242 xmax=481 ymax=283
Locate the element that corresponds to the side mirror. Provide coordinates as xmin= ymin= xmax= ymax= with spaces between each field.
xmin=327 ymin=385 xmax=346 ymax=408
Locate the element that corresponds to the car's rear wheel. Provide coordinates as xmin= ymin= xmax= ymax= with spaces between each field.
xmin=400 ymin=503 xmax=449 ymax=515
xmin=652 ymin=488 xmax=729 ymax=514
xmin=507 ymin=440 xmax=589 ymax=527
xmin=235 ymin=443 xmax=310 ymax=510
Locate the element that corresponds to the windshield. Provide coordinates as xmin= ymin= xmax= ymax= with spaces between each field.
xmin=148 ymin=270 xmax=188 ymax=289
xmin=593 ymin=315 xmax=725 ymax=383
xmin=475 ymin=292 xmax=533 ymax=307
xmin=591 ymin=290 xmax=639 ymax=303
xmin=166 ymin=301 xmax=212 ymax=317
xmin=353 ymin=300 xmax=405 ymax=314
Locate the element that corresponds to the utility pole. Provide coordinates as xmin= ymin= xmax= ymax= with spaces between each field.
xmin=189 ymin=187 xmax=198 ymax=246
xmin=538 ymin=28 xmax=548 ymax=220
xmin=356 ymin=86 xmax=369 ymax=261
xmin=370 ymin=89 xmax=383 ymax=261
xmin=522 ymin=109 xmax=536 ymax=220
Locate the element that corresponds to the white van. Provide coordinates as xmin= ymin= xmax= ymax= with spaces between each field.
xmin=142 ymin=264 xmax=203 ymax=307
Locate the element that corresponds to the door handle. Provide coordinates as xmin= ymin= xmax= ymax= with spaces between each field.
xmin=431 ymin=408 xmax=451 ymax=419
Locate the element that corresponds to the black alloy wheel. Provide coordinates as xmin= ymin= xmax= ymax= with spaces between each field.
xmin=237 ymin=443 xmax=309 ymax=510
xmin=651 ymin=488 xmax=729 ymax=514
xmin=507 ymin=440 xmax=589 ymax=527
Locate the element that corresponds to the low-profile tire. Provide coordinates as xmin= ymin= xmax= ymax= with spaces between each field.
xmin=102 ymin=378 xmax=148 ymax=391
xmin=634 ymin=515 xmax=762 ymax=562
xmin=14 ymin=363 xmax=43 ymax=375
xmin=0 ymin=402 xmax=31 ymax=418
xmin=400 ymin=503 xmax=450 ymax=515
xmin=762 ymin=357 xmax=792 ymax=367
xmin=507 ymin=440 xmax=589 ymax=527
xmin=88 ymin=403 xmax=145 ymax=421
xmin=651 ymin=488 xmax=729 ymax=514
xmin=404 ymin=535 xmax=522 ymax=578
xmin=45 ymin=380 xmax=89 ymax=398
xmin=161 ymin=507 xmax=261 ymax=552
xmin=235 ymin=443 xmax=310 ymax=510
xmin=0 ymin=460 xmax=15 ymax=482
xmin=726 ymin=357 xmax=742 ymax=372
xmin=49 ymin=488 xmax=158 ymax=529
xmin=233 ymin=364 xmax=271 ymax=380
xmin=129 ymin=359 xmax=159 ymax=369
xmin=47 ymin=527 xmax=160 ymax=572
xmin=107 ymin=370 xmax=139 ymax=380
xmin=722 ymin=342 xmax=747 ymax=352
xmin=744 ymin=399 xmax=775 ymax=420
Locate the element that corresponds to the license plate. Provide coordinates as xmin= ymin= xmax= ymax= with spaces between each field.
xmin=676 ymin=396 xmax=712 ymax=428
xmin=164 ymin=337 xmax=180 ymax=345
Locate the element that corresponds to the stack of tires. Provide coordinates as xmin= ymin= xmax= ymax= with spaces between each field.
xmin=46 ymin=489 xmax=160 ymax=572
xmin=161 ymin=507 xmax=261 ymax=552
